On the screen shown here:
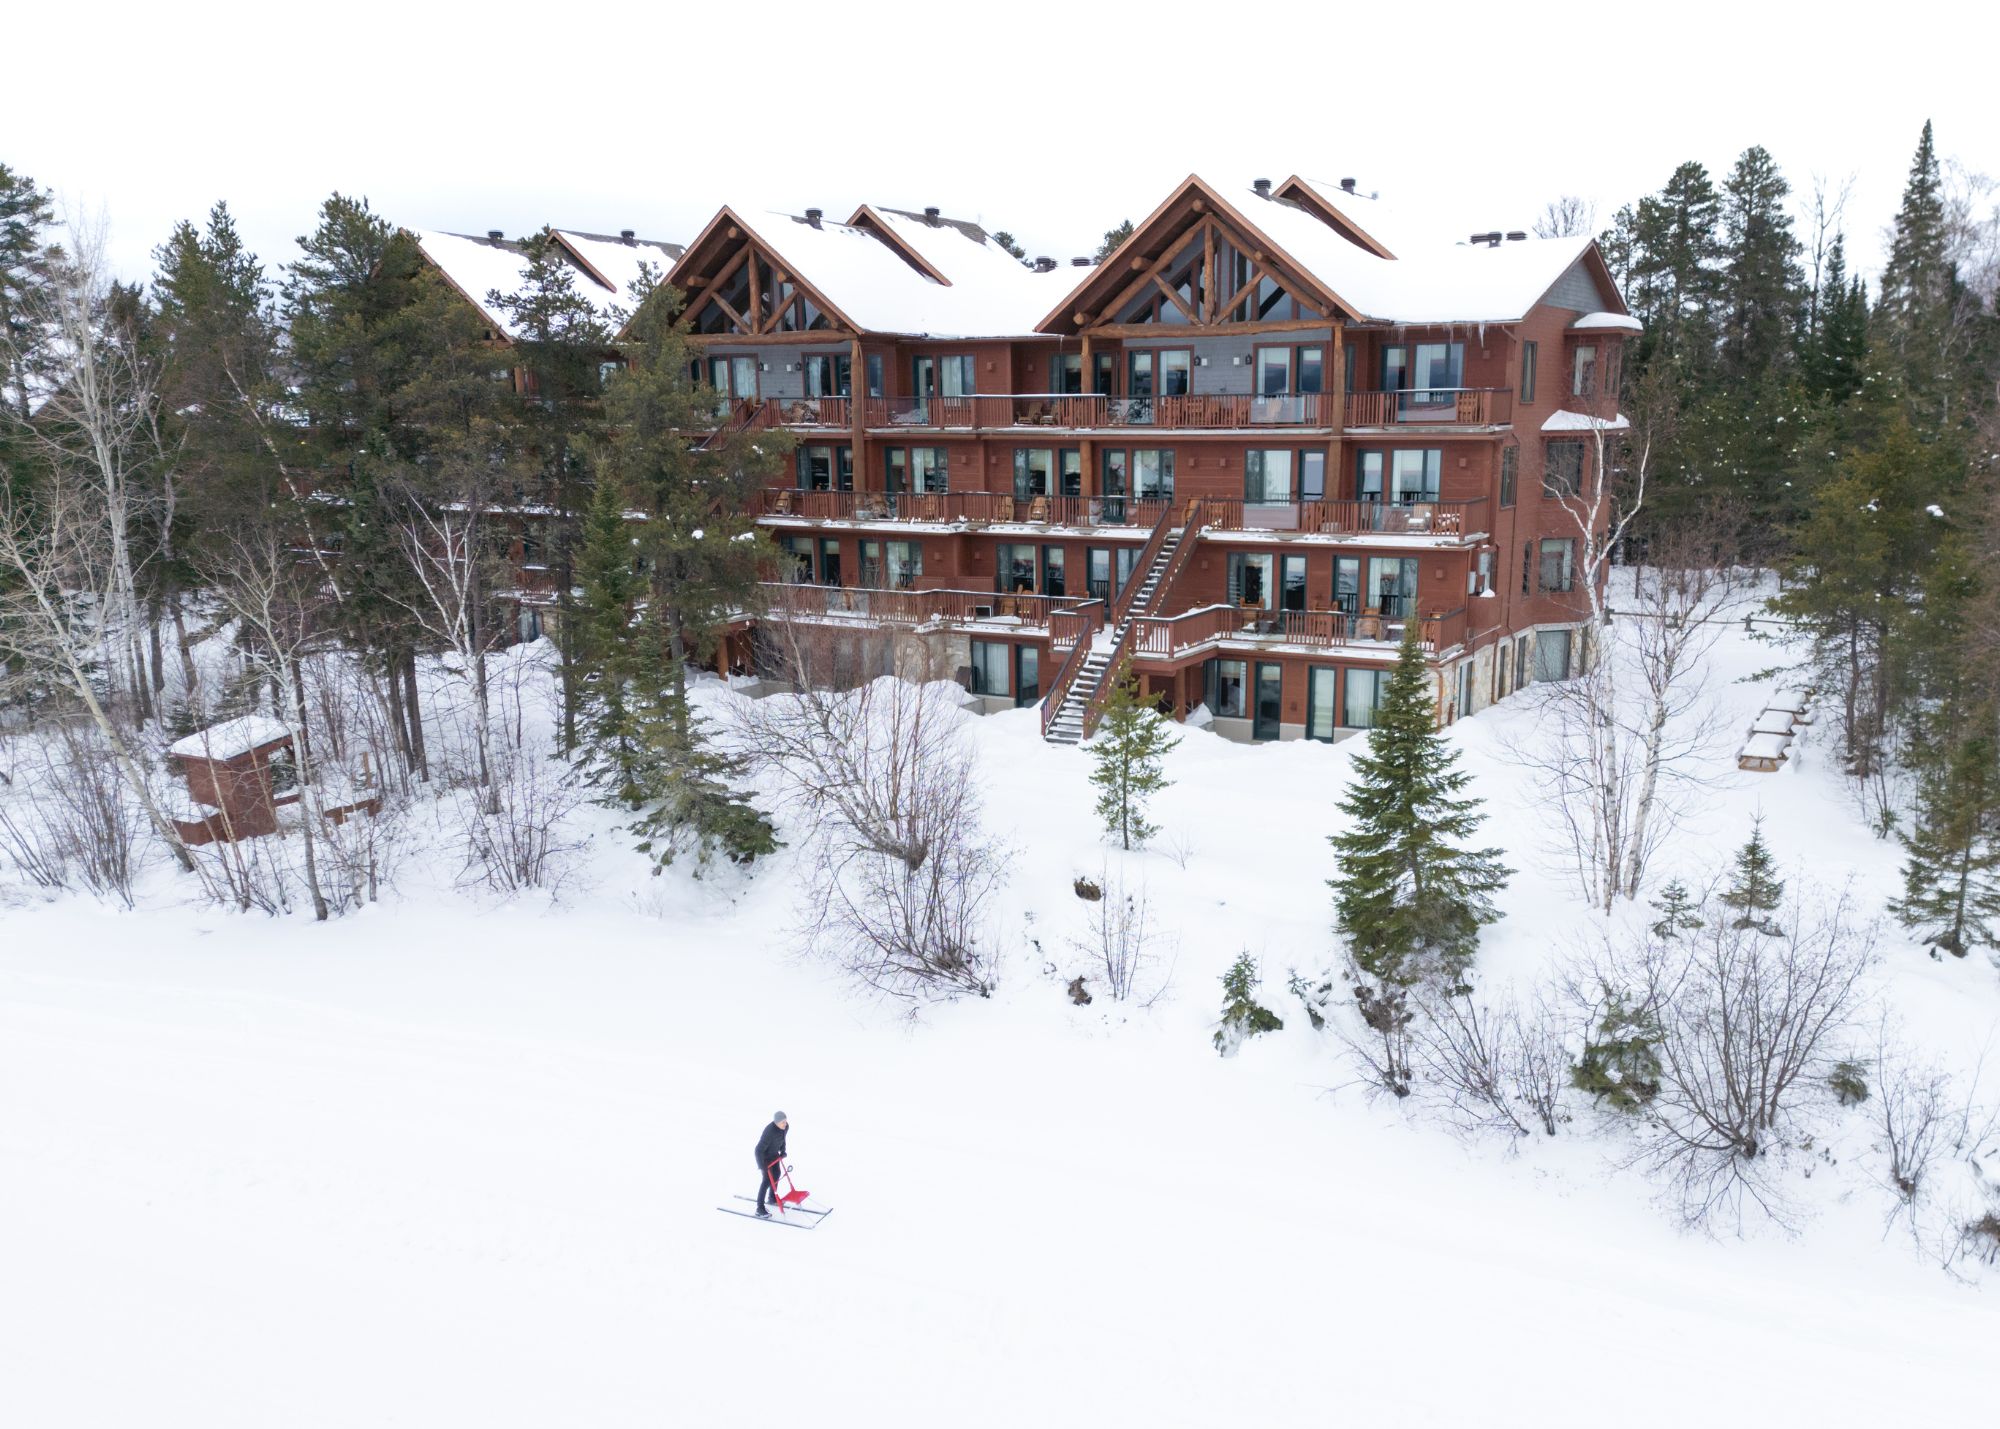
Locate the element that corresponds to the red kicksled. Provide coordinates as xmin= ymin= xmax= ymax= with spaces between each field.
xmin=717 ymin=1160 xmax=834 ymax=1229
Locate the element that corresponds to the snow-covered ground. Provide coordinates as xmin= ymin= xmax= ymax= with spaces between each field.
xmin=3 ymin=604 xmax=1998 ymax=1427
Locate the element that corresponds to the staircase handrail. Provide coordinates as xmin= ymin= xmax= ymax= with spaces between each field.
xmin=1148 ymin=498 xmax=1209 ymax=615
xmin=1039 ymin=618 xmax=1095 ymax=737
xmin=1109 ymin=502 xmax=1177 ymax=629
xmin=1076 ymin=499 xmax=1213 ymax=740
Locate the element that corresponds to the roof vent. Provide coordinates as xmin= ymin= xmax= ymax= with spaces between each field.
xmin=1340 ymin=177 xmax=1357 ymax=194
xmin=1033 ymin=256 xmax=1057 ymax=272
xmin=1506 ymin=230 xmax=1528 ymax=242
xmin=1071 ymin=256 xmax=1094 ymax=267
xmin=1470 ymin=231 xmax=1503 ymax=248
xmin=1252 ymin=178 xmax=1272 ymax=197
xmin=486 ymin=229 xmax=504 ymax=240
xmin=804 ymin=208 xmax=823 ymax=228
xmin=923 ymin=206 xmax=942 ymax=225
xmin=619 ymin=229 xmax=636 ymax=243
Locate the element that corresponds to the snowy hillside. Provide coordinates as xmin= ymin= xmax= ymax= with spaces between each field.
xmin=3 ymin=602 xmax=1999 ymax=1427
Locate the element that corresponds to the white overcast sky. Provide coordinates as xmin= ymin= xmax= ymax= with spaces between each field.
xmin=8 ymin=0 xmax=1995 ymax=293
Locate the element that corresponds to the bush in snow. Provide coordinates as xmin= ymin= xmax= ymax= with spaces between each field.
xmin=1287 ymin=970 xmax=1335 ymax=1031
xmin=1410 ymin=988 xmax=1571 ymax=1139
xmin=1339 ymin=960 xmax=1413 ymax=1097
xmin=0 ymin=722 xmax=146 ymax=904
xmin=1067 ymin=865 xmax=1173 ymax=1003
xmin=1570 ymin=991 xmax=1664 ymax=1113
xmin=1828 ymin=1059 xmax=1871 ymax=1107
xmin=1603 ymin=883 xmax=1877 ymax=1228
xmin=1213 ymin=953 xmax=1282 ymax=1056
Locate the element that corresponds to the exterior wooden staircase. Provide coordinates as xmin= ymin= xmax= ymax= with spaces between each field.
xmin=1041 ymin=500 xmax=1209 ymax=745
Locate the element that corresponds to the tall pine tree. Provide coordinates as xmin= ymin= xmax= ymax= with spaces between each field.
xmin=1328 ymin=624 xmax=1510 ymax=985
xmin=1892 ymin=731 xmax=2000 ymax=958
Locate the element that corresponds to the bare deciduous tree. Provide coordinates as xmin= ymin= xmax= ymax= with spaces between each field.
xmin=1532 ymin=195 xmax=1597 ymax=240
xmin=1068 ymin=864 xmax=1174 ymax=1003
xmin=1609 ymin=886 xmax=1876 ymax=1228
xmin=1411 ymin=989 xmax=1572 ymax=1139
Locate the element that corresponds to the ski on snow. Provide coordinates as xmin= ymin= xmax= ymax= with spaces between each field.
xmin=717 ymin=1197 xmax=833 ymax=1229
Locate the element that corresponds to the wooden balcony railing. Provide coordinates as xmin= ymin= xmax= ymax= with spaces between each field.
xmin=1120 ymin=601 xmax=1471 ymax=659
xmin=1048 ymin=599 xmax=1107 ymax=648
xmin=1344 ymin=388 xmax=1512 ymax=427
xmin=761 ymin=582 xmax=1087 ymax=629
xmin=757 ymin=488 xmax=1170 ymax=529
xmin=1204 ymin=498 xmax=1489 ymax=539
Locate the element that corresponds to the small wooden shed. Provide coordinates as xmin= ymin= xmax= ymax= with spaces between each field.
xmin=168 ymin=716 xmax=294 ymax=845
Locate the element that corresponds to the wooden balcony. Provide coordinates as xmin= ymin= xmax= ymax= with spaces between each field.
xmin=760 ymin=582 xmax=1090 ymax=630
xmin=1203 ymin=498 xmax=1489 ymax=540
xmin=757 ymin=488 xmax=1170 ymax=529
xmin=1343 ymin=388 xmax=1512 ymax=427
xmin=719 ymin=388 xmax=1512 ymax=436
xmin=1125 ymin=602 xmax=1471 ymax=660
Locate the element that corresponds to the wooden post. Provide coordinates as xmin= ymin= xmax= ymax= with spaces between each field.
xmin=1329 ymin=321 xmax=1346 ymax=497
xmin=849 ymin=337 xmax=867 ymax=489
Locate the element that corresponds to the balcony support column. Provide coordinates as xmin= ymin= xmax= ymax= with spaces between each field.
xmin=849 ymin=338 xmax=868 ymax=490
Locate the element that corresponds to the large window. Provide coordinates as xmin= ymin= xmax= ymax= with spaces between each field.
xmin=803 ymin=353 xmax=850 ymax=398
xmin=1052 ymin=352 xmax=1083 ymax=394
xmin=1014 ymin=448 xmax=1055 ymax=499
xmin=1207 ymin=658 xmax=1248 ymax=718
xmin=886 ymin=540 xmax=922 ymax=591
xmin=1343 ymin=668 xmax=1391 ymax=728
xmin=1086 ymin=547 xmax=1113 ymax=601
xmin=1572 ymin=344 xmax=1597 ymax=396
xmin=1300 ymin=450 xmax=1326 ymax=501
xmin=817 ymin=537 xmax=842 ymax=587
xmin=707 ymin=354 xmax=757 ymax=401
xmin=1245 ymin=449 xmax=1293 ymax=504
xmin=1520 ymin=341 xmax=1538 ymax=405
xmin=1499 ymin=446 xmax=1518 ymax=508
xmin=1058 ymin=449 xmax=1082 ymax=497
xmin=1160 ymin=350 xmax=1192 ymax=397
xmin=1544 ymin=441 xmax=1584 ymax=498
xmin=797 ymin=444 xmax=852 ymax=491
xmin=865 ymin=353 xmax=884 ymax=398
xmin=1100 ymin=449 xmax=1128 ymax=520
xmin=1369 ymin=557 xmax=1418 ymax=617
xmin=1538 ymin=539 xmax=1575 ymax=593
xmin=915 ymin=353 xmax=976 ymax=398
xmin=913 ymin=447 xmax=947 ymax=494
xmin=1333 ymin=556 xmax=1361 ymax=615
xmin=1014 ymin=646 xmax=1040 ymax=707
xmin=1040 ymin=545 xmax=1066 ymax=597
xmin=995 ymin=543 xmax=1036 ymax=593
xmin=969 ymin=641 xmax=1008 ymax=696
xmin=1281 ymin=555 xmax=1308 ymax=613
xmin=1535 ymin=629 xmax=1574 ymax=682
xmin=1389 ymin=449 xmax=1441 ymax=504
xmin=1307 ymin=667 xmax=1338 ymax=741
xmin=1134 ymin=449 xmax=1174 ymax=501
xmin=1228 ymin=552 xmax=1275 ymax=608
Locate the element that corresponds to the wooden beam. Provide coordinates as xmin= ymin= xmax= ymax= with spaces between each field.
xmin=1150 ymin=272 xmax=1198 ymax=323
xmin=1201 ymin=222 xmax=1216 ymax=323
xmin=1083 ymin=317 xmax=1336 ymax=339
xmin=744 ymin=249 xmax=760 ymax=330
xmin=1099 ymin=234 xmax=1200 ymax=329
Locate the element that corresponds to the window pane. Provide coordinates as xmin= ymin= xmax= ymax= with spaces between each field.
xmin=1255 ymin=347 xmax=1290 ymax=397
xmin=1296 ymin=347 xmax=1324 ymax=395
xmin=1161 ymin=351 xmax=1192 ymax=397
xmin=1246 ymin=449 xmax=1291 ymax=504
xmin=1299 ymin=451 xmax=1326 ymax=501
xmin=1307 ymin=667 xmax=1337 ymax=740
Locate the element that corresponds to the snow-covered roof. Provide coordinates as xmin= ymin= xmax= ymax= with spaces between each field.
xmin=1229 ymin=183 xmax=1601 ymax=325
xmin=1283 ymin=176 xmax=1430 ymax=258
xmin=169 ymin=715 xmax=292 ymax=761
xmin=412 ymin=229 xmax=677 ymax=338
xmin=1541 ymin=409 xmax=1631 ymax=433
xmin=1572 ymin=311 xmax=1643 ymax=332
xmin=748 ymin=211 xmax=1068 ymax=339
xmin=553 ymin=230 xmax=682 ymax=310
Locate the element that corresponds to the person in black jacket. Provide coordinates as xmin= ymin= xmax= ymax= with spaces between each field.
xmin=754 ymin=1112 xmax=789 ymax=1216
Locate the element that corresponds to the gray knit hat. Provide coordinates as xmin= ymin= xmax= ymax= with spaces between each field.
xmin=774 ymin=1110 xmax=787 ymax=1122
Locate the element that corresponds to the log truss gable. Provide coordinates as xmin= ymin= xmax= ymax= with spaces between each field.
xmin=1038 ymin=179 xmax=1360 ymax=335
xmin=665 ymin=208 xmax=861 ymax=339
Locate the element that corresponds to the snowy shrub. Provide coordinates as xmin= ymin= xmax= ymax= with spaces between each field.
xmin=1213 ymin=953 xmax=1282 ymax=1057
xmin=1287 ymin=970 xmax=1334 ymax=1031
xmin=1570 ymin=992 xmax=1664 ymax=1113
xmin=1411 ymin=990 xmax=1571 ymax=1139
xmin=454 ymin=736 xmax=588 ymax=896
xmin=1340 ymin=960 xmax=1414 ymax=1097
xmin=1829 ymin=1060 xmax=1871 ymax=1107
xmin=1609 ymin=885 xmax=1877 ymax=1228
xmin=1966 ymin=1212 xmax=2000 ymax=1266
xmin=804 ymin=823 xmax=1008 ymax=1001
xmin=1072 ymin=875 xmax=1102 ymax=902
xmin=1067 ymin=867 xmax=1173 ymax=1004
xmin=0 ymin=723 xmax=147 ymax=905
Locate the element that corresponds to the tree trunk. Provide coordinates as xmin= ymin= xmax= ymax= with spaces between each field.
xmin=401 ymin=647 xmax=428 ymax=781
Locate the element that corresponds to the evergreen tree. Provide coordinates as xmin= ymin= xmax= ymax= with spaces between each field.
xmin=1719 ymin=820 xmax=1786 ymax=934
xmin=1213 ymin=952 xmax=1282 ymax=1056
xmin=572 ymin=473 xmax=643 ymax=791
xmin=1648 ymin=879 xmax=1705 ymax=940
xmin=490 ymin=231 xmax=613 ymax=752
xmin=1892 ymin=731 xmax=2000 ymax=958
xmin=1572 ymin=992 xmax=1663 ymax=1112
xmin=1328 ymin=624 xmax=1511 ymax=985
xmin=1095 ymin=219 xmax=1134 ymax=260
xmin=1087 ymin=658 xmax=1178 ymax=850
xmin=990 ymin=231 xmax=1026 ymax=260
xmin=586 ymin=273 xmax=791 ymax=869
xmin=0 ymin=161 xmax=56 ymax=421
xmin=1717 ymin=145 xmax=1805 ymax=386
xmin=1614 ymin=160 xmax=1725 ymax=371
xmin=1873 ymin=121 xmax=1960 ymax=425
xmin=1801 ymin=234 xmax=1869 ymax=404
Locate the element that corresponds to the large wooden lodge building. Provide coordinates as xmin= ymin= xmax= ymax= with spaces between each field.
xmin=416 ymin=174 xmax=1637 ymax=745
